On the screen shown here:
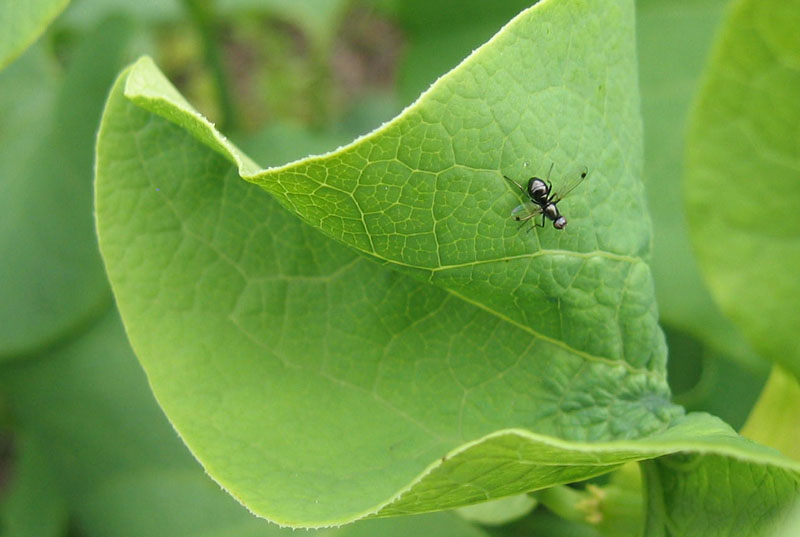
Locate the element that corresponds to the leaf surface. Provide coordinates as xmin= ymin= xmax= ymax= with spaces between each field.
xmin=0 ymin=309 xmax=487 ymax=537
xmin=642 ymin=452 xmax=798 ymax=537
xmin=125 ymin=0 xmax=669 ymax=397
xmin=0 ymin=18 xmax=129 ymax=357
xmin=742 ymin=366 xmax=800 ymax=462
xmin=637 ymin=0 xmax=765 ymax=371
xmin=685 ymin=0 xmax=800 ymax=378
xmin=94 ymin=0 xmax=800 ymax=529
xmin=0 ymin=0 xmax=69 ymax=70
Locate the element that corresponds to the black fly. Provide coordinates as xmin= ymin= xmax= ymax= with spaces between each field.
xmin=504 ymin=163 xmax=588 ymax=230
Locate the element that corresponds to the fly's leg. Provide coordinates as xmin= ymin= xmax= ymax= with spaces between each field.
xmin=515 ymin=212 xmax=543 ymax=232
xmin=522 ymin=219 xmax=543 ymax=233
xmin=503 ymin=175 xmax=526 ymax=193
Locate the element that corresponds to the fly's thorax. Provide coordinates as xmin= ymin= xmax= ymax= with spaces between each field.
xmin=527 ymin=178 xmax=549 ymax=204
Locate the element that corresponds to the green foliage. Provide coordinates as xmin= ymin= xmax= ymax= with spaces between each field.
xmin=641 ymin=453 xmax=797 ymax=537
xmin=2 ymin=0 xmax=799 ymax=535
xmin=0 ymin=310 xmax=484 ymax=536
xmin=637 ymin=0 xmax=762 ymax=367
xmin=0 ymin=0 xmax=69 ymax=70
xmin=92 ymin=0 xmax=800 ymax=531
xmin=0 ymin=19 xmax=126 ymax=357
xmin=742 ymin=366 xmax=800 ymax=461
xmin=685 ymin=0 xmax=800 ymax=380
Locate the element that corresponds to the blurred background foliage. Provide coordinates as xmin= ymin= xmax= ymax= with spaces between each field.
xmin=0 ymin=0 xmax=774 ymax=535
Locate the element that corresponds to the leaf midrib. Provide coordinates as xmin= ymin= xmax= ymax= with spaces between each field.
xmin=426 ymin=249 xmax=642 ymax=272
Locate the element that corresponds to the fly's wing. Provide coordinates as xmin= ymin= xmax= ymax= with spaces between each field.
xmin=551 ymin=165 xmax=589 ymax=203
xmin=511 ymin=201 xmax=542 ymax=221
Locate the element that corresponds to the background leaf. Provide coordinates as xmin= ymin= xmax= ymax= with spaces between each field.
xmin=0 ymin=310 xmax=488 ymax=537
xmin=637 ymin=0 xmax=765 ymax=369
xmin=0 ymin=0 xmax=69 ymax=70
xmin=641 ymin=452 xmax=798 ymax=537
xmin=636 ymin=0 xmax=771 ymax=433
xmin=742 ymin=366 xmax=800 ymax=462
xmin=0 ymin=17 xmax=131 ymax=358
xmin=393 ymin=0 xmax=533 ymax=105
xmin=685 ymin=0 xmax=800 ymax=379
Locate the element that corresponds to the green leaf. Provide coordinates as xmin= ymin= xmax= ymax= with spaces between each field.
xmin=0 ymin=0 xmax=69 ymax=70
xmin=123 ymin=0 xmax=673 ymax=407
xmin=0 ymin=309 xmax=489 ymax=537
xmin=94 ymin=0 xmax=800 ymax=529
xmin=60 ymin=0 xmax=180 ymax=28
xmin=78 ymin=471 xmax=490 ymax=537
xmin=0 ymin=311 xmax=197 ymax=499
xmin=637 ymin=0 xmax=766 ymax=372
xmin=666 ymin=328 xmax=766 ymax=431
xmin=742 ymin=366 xmax=800 ymax=462
xmin=772 ymin=502 xmax=800 ymax=537
xmin=641 ymin=452 xmax=798 ymax=537
xmin=685 ymin=0 xmax=800 ymax=378
xmin=0 ymin=18 xmax=133 ymax=358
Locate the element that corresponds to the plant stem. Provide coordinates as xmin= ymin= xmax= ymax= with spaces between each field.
xmin=182 ymin=0 xmax=237 ymax=131
xmin=534 ymin=485 xmax=591 ymax=523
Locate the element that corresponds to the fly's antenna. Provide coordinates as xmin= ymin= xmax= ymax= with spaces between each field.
xmin=546 ymin=162 xmax=554 ymax=180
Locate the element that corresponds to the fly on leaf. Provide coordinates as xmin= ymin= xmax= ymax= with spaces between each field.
xmin=504 ymin=164 xmax=588 ymax=230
